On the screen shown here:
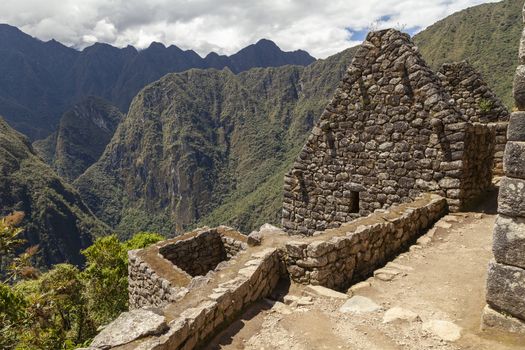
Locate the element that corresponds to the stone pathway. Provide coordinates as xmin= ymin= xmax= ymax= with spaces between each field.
xmin=205 ymin=199 xmax=525 ymax=349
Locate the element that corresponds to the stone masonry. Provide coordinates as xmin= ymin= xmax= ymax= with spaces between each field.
xmin=284 ymin=194 xmax=446 ymax=291
xmin=283 ymin=29 xmax=497 ymax=235
xmin=88 ymin=194 xmax=448 ymax=350
xmin=128 ymin=226 xmax=248 ymax=309
xmin=481 ymin=2 xmax=525 ymax=334
xmin=438 ymin=61 xmax=509 ymax=174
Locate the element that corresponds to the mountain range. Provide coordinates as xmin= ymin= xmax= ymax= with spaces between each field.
xmin=0 ymin=0 xmax=522 ymax=265
xmin=0 ymin=23 xmax=314 ymax=140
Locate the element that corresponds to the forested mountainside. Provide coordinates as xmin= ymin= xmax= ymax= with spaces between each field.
xmin=74 ymin=48 xmax=357 ymax=238
xmin=33 ymin=97 xmax=123 ymax=182
xmin=0 ymin=23 xmax=314 ymax=140
xmin=414 ymin=0 xmax=522 ymax=107
xmin=73 ymin=0 xmax=523 ymax=239
xmin=0 ymin=118 xmax=108 ymax=266
xmin=0 ymin=0 xmax=521 ymax=264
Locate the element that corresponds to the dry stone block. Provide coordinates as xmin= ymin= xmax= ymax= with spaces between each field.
xmin=503 ymin=141 xmax=525 ymax=179
xmin=498 ymin=177 xmax=525 ymax=218
xmin=507 ymin=112 xmax=525 ymax=142
xmin=514 ymin=65 xmax=525 ymax=110
xmin=493 ymin=215 xmax=525 ymax=269
xmin=486 ymin=261 xmax=525 ymax=321
xmin=481 ymin=305 xmax=525 ymax=334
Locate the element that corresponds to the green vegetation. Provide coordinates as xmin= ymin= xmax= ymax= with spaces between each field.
xmin=0 ymin=216 xmax=163 ymax=349
xmin=0 ymin=117 xmax=109 ymax=266
xmin=74 ymin=48 xmax=357 ymax=237
xmin=33 ymin=97 xmax=123 ymax=182
xmin=414 ymin=0 xmax=522 ymax=108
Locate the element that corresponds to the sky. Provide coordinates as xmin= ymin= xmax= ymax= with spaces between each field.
xmin=0 ymin=0 xmax=501 ymax=58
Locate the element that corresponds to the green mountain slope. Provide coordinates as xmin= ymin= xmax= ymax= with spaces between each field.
xmin=414 ymin=0 xmax=522 ymax=107
xmin=33 ymin=97 xmax=123 ymax=182
xmin=0 ymin=117 xmax=108 ymax=266
xmin=75 ymin=48 xmax=356 ymax=238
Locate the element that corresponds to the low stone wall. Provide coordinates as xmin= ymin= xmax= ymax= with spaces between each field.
xmin=128 ymin=250 xmax=188 ymax=309
xmin=91 ymin=247 xmax=283 ymax=350
xmin=128 ymin=227 xmax=248 ymax=309
xmin=283 ymin=194 xmax=447 ymax=290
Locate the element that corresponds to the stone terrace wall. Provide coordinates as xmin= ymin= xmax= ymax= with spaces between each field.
xmin=128 ymin=250 xmax=189 ymax=309
xmin=482 ymin=4 xmax=525 ymax=334
xmin=128 ymin=227 xmax=248 ymax=309
xmin=283 ymin=29 xmax=494 ymax=235
xmin=92 ymin=247 xmax=283 ymax=350
xmin=159 ymin=230 xmax=245 ymax=276
xmin=439 ymin=61 xmax=509 ymax=174
xmin=284 ymin=194 xmax=447 ymax=291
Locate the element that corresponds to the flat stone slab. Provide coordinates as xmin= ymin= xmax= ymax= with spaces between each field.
xmin=383 ymin=307 xmax=420 ymax=323
xmin=339 ymin=296 xmax=381 ymax=314
xmin=422 ymin=320 xmax=462 ymax=342
xmin=91 ymin=308 xmax=168 ymax=348
xmin=374 ymin=268 xmax=401 ymax=281
xmin=283 ymin=295 xmax=314 ymax=306
xmin=306 ymin=285 xmax=348 ymax=299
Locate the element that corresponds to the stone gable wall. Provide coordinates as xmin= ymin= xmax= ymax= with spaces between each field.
xmin=482 ymin=3 xmax=525 ymax=334
xmin=282 ymin=29 xmax=495 ymax=235
xmin=439 ymin=61 xmax=509 ymax=174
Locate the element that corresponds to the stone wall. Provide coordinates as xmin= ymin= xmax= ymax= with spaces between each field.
xmin=439 ymin=61 xmax=509 ymax=174
xmin=283 ymin=194 xmax=447 ymax=290
xmin=128 ymin=227 xmax=248 ymax=309
xmin=92 ymin=247 xmax=283 ymax=350
xmin=481 ymin=2 xmax=525 ymax=334
xmin=282 ymin=29 xmax=496 ymax=235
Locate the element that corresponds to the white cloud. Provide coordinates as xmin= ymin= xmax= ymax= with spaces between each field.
xmin=0 ymin=0 xmax=501 ymax=58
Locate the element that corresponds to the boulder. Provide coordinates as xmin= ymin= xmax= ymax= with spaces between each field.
xmin=383 ymin=307 xmax=421 ymax=323
xmin=503 ymin=142 xmax=525 ymax=180
xmin=507 ymin=112 xmax=525 ymax=142
xmin=498 ymin=177 xmax=525 ymax=218
xmin=514 ymin=65 xmax=525 ymax=110
xmin=247 ymin=230 xmax=262 ymax=246
xmin=422 ymin=320 xmax=462 ymax=341
xmin=91 ymin=308 xmax=168 ymax=348
xmin=493 ymin=215 xmax=525 ymax=269
xmin=339 ymin=296 xmax=381 ymax=314
xmin=486 ymin=261 xmax=525 ymax=321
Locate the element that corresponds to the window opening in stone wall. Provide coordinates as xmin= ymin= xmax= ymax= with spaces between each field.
xmin=350 ymin=191 xmax=360 ymax=213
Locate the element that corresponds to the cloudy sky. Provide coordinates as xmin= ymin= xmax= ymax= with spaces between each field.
xmin=0 ymin=0 xmax=500 ymax=58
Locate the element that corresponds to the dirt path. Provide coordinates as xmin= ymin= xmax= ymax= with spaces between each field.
xmin=205 ymin=193 xmax=525 ymax=350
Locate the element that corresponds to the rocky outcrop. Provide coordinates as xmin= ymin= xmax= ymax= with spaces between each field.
xmin=0 ymin=117 xmax=107 ymax=266
xmin=482 ymin=1 xmax=525 ymax=334
xmin=282 ymin=29 xmax=496 ymax=235
xmin=33 ymin=96 xmax=123 ymax=181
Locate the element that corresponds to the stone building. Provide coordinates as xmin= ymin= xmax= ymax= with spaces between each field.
xmin=481 ymin=2 xmax=525 ymax=334
xmin=438 ymin=61 xmax=509 ymax=174
xmin=282 ymin=29 xmax=504 ymax=235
